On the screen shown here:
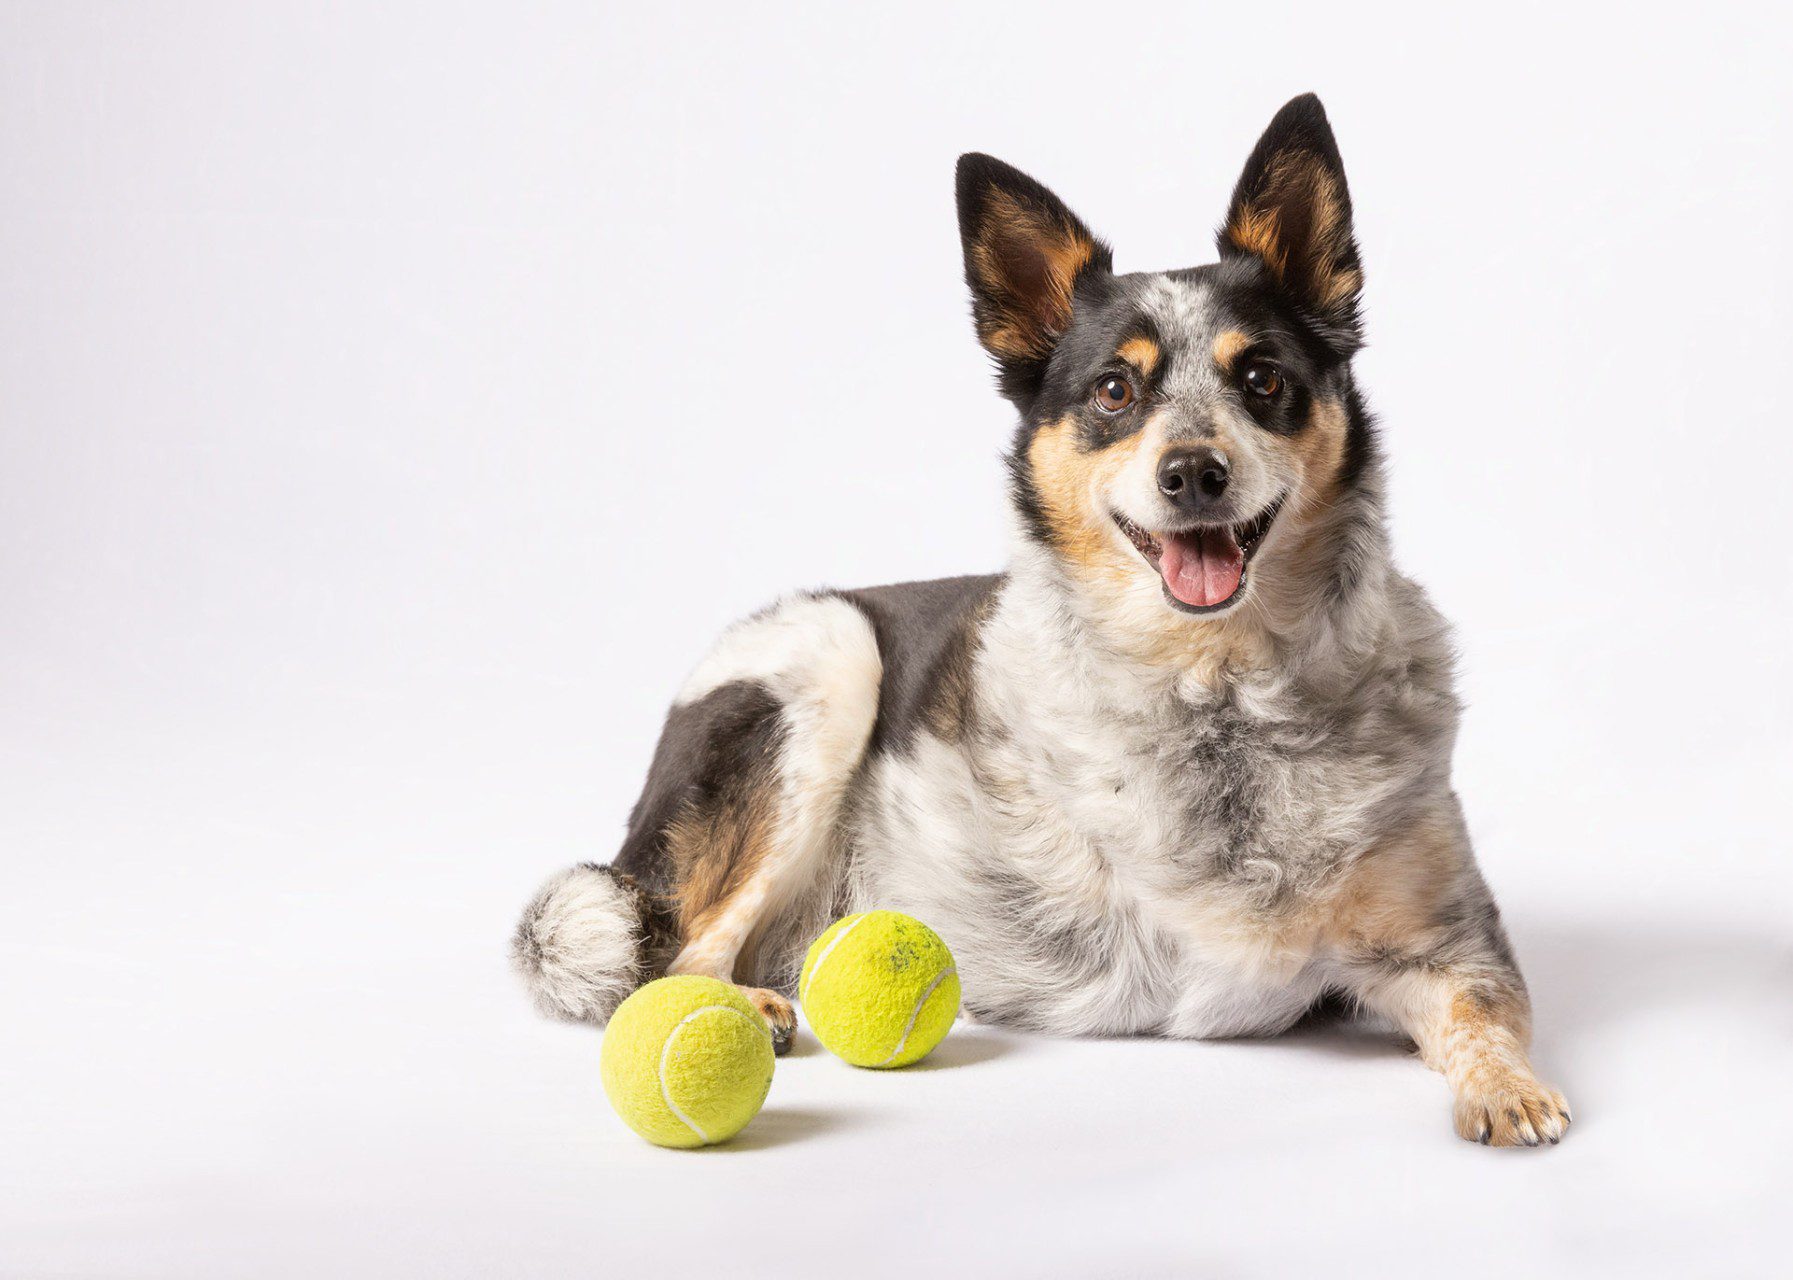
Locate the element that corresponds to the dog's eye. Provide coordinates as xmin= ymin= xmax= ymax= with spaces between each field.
xmin=1093 ymin=376 xmax=1134 ymax=413
xmin=1242 ymin=361 xmax=1282 ymax=398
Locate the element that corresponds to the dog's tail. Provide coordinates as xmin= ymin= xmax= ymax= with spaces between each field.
xmin=510 ymin=863 xmax=664 ymax=1025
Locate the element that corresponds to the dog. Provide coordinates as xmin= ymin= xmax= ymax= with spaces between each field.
xmin=513 ymin=94 xmax=1571 ymax=1147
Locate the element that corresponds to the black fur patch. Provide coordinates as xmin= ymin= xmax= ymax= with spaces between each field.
xmin=613 ymin=680 xmax=786 ymax=914
xmin=837 ymin=575 xmax=1002 ymax=752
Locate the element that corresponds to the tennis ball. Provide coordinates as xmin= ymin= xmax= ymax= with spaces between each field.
xmin=599 ymin=975 xmax=775 ymax=1148
xmin=799 ymin=910 xmax=960 ymax=1068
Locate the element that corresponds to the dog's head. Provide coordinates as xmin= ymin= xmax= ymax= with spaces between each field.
xmin=958 ymin=95 xmax=1373 ymax=629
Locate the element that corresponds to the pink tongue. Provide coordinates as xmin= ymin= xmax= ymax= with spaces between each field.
xmin=1159 ymin=529 xmax=1244 ymax=608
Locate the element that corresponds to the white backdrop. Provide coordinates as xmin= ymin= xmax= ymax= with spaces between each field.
xmin=4 ymin=4 xmax=1789 ymax=1276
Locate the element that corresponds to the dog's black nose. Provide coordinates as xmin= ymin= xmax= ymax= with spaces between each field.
xmin=1157 ymin=446 xmax=1230 ymax=508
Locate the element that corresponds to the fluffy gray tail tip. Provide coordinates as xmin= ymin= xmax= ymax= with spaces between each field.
xmin=511 ymin=863 xmax=646 ymax=1025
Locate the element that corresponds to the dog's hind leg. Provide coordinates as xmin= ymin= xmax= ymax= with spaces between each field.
xmin=515 ymin=594 xmax=882 ymax=1055
xmin=660 ymin=596 xmax=883 ymax=1053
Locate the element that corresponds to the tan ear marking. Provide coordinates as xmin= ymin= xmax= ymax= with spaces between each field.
xmin=971 ymin=188 xmax=1097 ymax=360
xmin=1226 ymin=152 xmax=1355 ymax=310
xmin=1226 ymin=205 xmax=1287 ymax=278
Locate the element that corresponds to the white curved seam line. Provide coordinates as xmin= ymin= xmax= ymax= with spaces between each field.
xmin=800 ymin=912 xmax=869 ymax=1005
xmin=658 ymin=1005 xmax=760 ymax=1143
xmin=876 ymin=966 xmax=956 ymax=1067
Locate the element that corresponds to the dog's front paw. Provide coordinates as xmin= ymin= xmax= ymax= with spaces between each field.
xmin=1453 ymin=1073 xmax=1571 ymax=1147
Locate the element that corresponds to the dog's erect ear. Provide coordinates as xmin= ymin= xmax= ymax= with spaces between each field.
xmin=1219 ymin=94 xmax=1362 ymax=344
xmin=957 ymin=154 xmax=1112 ymax=385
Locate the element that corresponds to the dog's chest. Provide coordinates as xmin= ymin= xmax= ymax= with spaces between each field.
xmin=854 ymin=682 xmax=1403 ymax=1036
xmin=1071 ymin=697 xmax=1377 ymax=895
xmin=1022 ymin=719 xmax=1388 ymax=1014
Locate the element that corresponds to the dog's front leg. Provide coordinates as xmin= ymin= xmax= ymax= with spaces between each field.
xmin=1356 ymin=958 xmax=1570 ymax=1146
xmin=1330 ymin=802 xmax=1572 ymax=1147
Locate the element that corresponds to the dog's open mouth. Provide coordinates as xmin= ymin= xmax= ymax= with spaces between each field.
xmin=1113 ymin=495 xmax=1285 ymax=612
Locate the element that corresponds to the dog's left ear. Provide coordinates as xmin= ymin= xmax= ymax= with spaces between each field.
xmin=1219 ymin=94 xmax=1362 ymax=346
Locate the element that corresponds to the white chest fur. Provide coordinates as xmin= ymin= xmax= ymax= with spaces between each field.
xmin=846 ymin=576 xmax=1456 ymax=1040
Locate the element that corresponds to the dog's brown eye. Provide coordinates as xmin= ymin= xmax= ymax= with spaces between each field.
xmin=1093 ymin=376 xmax=1134 ymax=413
xmin=1242 ymin=361 xmax=1282 ymax=398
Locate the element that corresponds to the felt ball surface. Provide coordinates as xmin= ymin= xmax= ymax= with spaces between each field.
xmin=799 ymin=910 xmax=960 ymax=1068
xmin=599 ymin=975 xmax=775 ymax=1148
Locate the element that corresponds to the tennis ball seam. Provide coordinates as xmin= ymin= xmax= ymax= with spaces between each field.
xmin=798 ymin=911 xmax=869 ymax=1005
xmin=874 ymin=964 xmax=958 ymax=1067
xmin=800 ymin=911 xmax=960 ymax=1068
xmin=657 ymin=1004 xmax=767 ymax=1144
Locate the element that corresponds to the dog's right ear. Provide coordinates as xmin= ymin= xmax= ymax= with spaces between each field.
xmin=956 ymin=154 xmax=1111 ymax=391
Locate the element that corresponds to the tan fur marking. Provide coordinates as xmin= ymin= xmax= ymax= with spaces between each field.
xmin=667 ymin=833 xmax=796 ymax=1038
xmin=1435 ymin=992 xmax=1566 ymax=1146
xmin=1322 ymin=815 xmax=1567 ymax=1147
xmin=1326 ymin=811 xmax=1464 ymax=958
xmin=972 ymin=188 xmax=1095 ymax=360
xmin=1026 ymin=416 xmax=1146 ymax=588
xmin=1226 ymin=152 xmax=1355 ymax=309
xmin=1226 ymin=205 xmax=1287 ymax=278
xmin=1172 ymin=809 xmax=1570 ymax=1147
xmin=1171 ymin=806 xmax=1468 ymax=986
xmin=664 ymin=797 xmax=782 ymax=988
xmin=665 ymin=789 xmax=778 ymax=947
xmin=1210 ymin=330 xmax=1252 ymax=373
xmin=1290 ymin=395 xmax=1350 ymax=524
xmin=1231 ymin=395 xmax=1351 ymax=629
xmin=1318 ymin=265 xmax=1363 ymax=312
xmin=1025 ymin=417 xmax=1272 ymax=679
xmin=1117 ymin=336 xmax=1160 ymax=377
xmin=741 ymin=985 xmax=796 ymax=1035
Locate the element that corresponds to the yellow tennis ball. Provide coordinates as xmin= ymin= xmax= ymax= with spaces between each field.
xmin=599 ymin=975 xmax=775 ymax=1148
xmin=799 ymin=910 xmax=960 ymax=1068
